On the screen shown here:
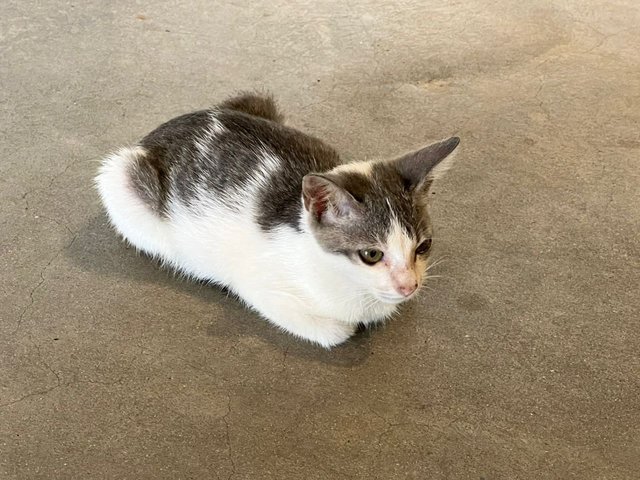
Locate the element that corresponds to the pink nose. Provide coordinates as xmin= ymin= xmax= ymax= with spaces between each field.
xmin=396 ymin=283 xmax=418 ymax=297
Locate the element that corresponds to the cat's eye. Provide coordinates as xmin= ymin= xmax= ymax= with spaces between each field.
xmin=358 ymin=248 xmax=384 ymax=265
xmin=416 ymin=238 xmax=433 ymax=255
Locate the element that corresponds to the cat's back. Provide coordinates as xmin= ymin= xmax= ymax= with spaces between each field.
xmin=97 ymin=95 xmax=341 ymax=284
xmin=135 ymin=104 xmax=340 ymax=231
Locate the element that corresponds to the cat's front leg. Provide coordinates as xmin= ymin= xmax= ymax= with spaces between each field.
xmin=237 ymin=288 xmax=356 ymax=347
xmin=287 ymin=314 xmax=357 ymax=349
xmin=268 ymin=311 xmax=356 ymax=348
xmin=253 ymin=301 xmax=356 ymax=348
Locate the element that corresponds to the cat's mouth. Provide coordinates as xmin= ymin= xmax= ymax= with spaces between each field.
xmin=375 ymin=292 xmax=411 ymax=304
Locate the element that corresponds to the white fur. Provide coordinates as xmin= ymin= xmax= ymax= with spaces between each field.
xmin=195 ymin=113 xmax=225 ymax=160
xmin=382 ymin=219 xmax=420 ymax=299
xmin=384 ymin=218 xmax=415 ymax=267
xmin=332 ymin=160 xmax=373 ymax=177
xmin=95 ymin=147 xmax=174 ymax=259
xmin=95 ymin=148 xmax=400 ymax=348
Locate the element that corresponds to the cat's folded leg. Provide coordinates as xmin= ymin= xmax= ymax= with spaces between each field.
xmin=280 ymin=314 xmax=356 ymax=349
xmin=244 ymin=294 xmax=356 ymax=348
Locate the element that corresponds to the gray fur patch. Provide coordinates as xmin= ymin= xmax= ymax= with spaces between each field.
xmin=219 ymin=92 xmax=284 ymax=124
xmin=130 ymin=93 xmax=339 ymax=231
xmin=125 ymin=94 xmax=457 ymax=262
xmin=304 ymin=137 xmax=460 ymax=258
xmin=307 ymin=166 xmax=430 ymax=258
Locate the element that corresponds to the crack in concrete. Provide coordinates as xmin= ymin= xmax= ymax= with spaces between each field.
xmin=0 ymin=349 xmax=124 ymax=410
xmin=0 ymin=376 xmax=125 ymax=410
xmin=583 ymin=32 xmax=615 ymax=55
xmin=38 ymin=214 xmax=74 ymax=235
xmin=4 ymin=342 xmax=59 ymax=408
xmin=13 ymin=232 xmax=78 ymax=334
xmin=371 ymin=410 xmax=404 ymax=445
xmin=74 ymin=377 xmax=125 ymax=386
xmin=21 ymin=189 xmax=32 ymax=212
xmin=280 ymin=345 xmax=289 ymax=372
xmin=0 ymin=384 xmax=62 ymax=410
xmin=222 ymin=395 xmax=237 ymax=480
xmin=567 ymin=15 xmax=632 ymax=56
xmin=169 ymin=355 xmax=239 ymax=478
xmin=19 ymin=156 xmax=88 ymax=213
xmin=47 ymin=157 xmax=89 ymax=190
xmin=534 ymin=76 xmax=551 ymax=122
xmin=174 ymin=355 xmax=221 ymax=381
xmin=32 ymin=341 xmax=62 ymax=387
xmin=3 ymin=311 xmax=126 ymax=408
xmin=15 ymin=272 xmax=45 ymax=334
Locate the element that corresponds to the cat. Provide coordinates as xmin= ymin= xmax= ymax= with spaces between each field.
xmin=95 ymin=93 xmax=459 ymax=348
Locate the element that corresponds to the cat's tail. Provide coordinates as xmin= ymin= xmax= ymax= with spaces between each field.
xmin=219 ymin=92 xmax=285 ymax=123
xmin=95 ymin=146 xmax=174 ymax=260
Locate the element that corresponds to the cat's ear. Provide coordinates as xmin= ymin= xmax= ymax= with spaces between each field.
xmin=302 ymin=174 xmax=361 ymax=224
xmin=393 ymin=136 xmax=460 ymax=193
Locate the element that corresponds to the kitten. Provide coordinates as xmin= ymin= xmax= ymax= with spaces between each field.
xmin=96 ymin=93 xmax=459 ymax=347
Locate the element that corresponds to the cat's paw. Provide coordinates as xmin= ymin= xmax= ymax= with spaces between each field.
xmin=296 ymin=317 xmax=356 ymax=349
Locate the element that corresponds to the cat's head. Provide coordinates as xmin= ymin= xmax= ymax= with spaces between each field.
xmin=302 ymin=137 xmax=459 ymax=304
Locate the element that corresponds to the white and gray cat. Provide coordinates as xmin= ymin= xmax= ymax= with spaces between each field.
xmin=96 ymin=93 xmax=459 ymax=347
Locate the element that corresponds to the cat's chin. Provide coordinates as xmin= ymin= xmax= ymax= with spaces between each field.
xmin=375 ymin=293 xmax=409 ymax=305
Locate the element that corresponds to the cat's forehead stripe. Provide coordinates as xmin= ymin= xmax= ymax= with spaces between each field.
xmin=385 ymin=218 xmax=415 ymax=266
xmin=332 ymin=161 xmax=373 ymax=177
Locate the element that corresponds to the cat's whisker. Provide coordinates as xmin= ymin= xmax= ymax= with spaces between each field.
xmin=426 ymin=273 xmax=456 ymax=283
xmin=426 ymin=256 xmax=448 ymax=272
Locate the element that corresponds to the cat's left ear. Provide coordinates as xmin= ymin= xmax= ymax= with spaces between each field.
xmin=302 ymin=174 xmax=361 ymax=225
xmin=392 ymin=136 xmax=460 ymax=193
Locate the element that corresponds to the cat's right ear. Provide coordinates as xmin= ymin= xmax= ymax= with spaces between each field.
xmin=302 ymin=174 xmax=360 ymax=225
xmin=393 ymin=136 xmax=460 ymax=194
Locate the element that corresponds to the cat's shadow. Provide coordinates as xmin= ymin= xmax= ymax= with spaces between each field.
xmin=66 ymin=214 xmax=375 ymax=367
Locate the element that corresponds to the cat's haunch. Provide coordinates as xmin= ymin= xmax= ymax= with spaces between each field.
xmin=96 ymin=93 xmax=459 ymax=348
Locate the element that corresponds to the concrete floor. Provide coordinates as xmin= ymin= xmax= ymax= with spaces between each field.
xmin=1 ymin=1 xmax=639 ymax=478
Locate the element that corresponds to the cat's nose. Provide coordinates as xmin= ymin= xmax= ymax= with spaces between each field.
xmin=391 ymin=267 xmax=418 ymax=297
xmin=396 ymin=282 xmax=418 ymax=297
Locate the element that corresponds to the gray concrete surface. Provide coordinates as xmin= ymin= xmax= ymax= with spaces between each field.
xmin=1 ymin=1 xmax=639 ymax=478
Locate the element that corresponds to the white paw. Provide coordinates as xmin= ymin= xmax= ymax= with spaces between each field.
xmin=292 ymin=317 xmax=356 ymax=349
